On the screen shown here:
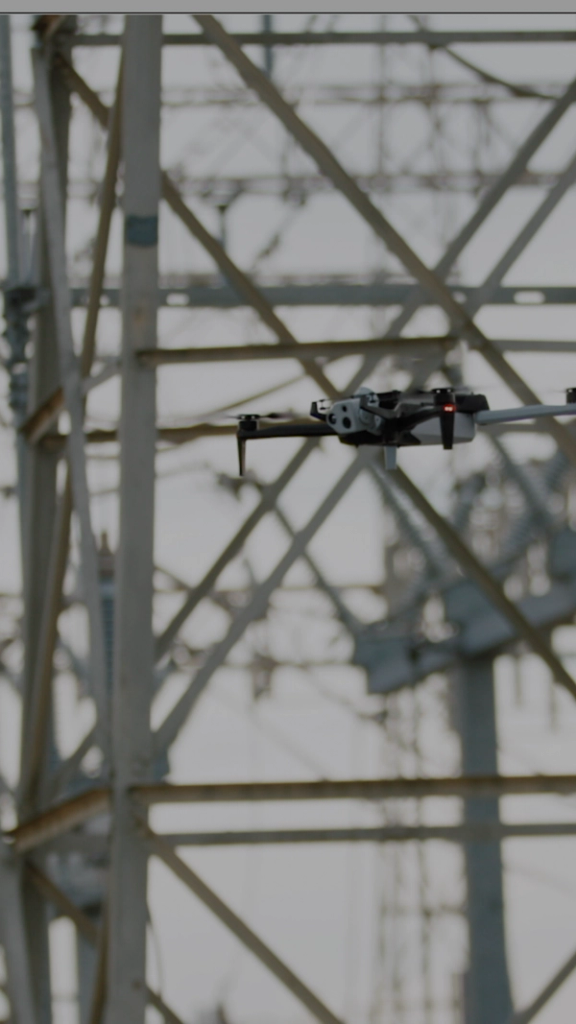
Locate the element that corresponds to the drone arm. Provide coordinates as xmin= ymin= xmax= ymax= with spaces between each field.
xmin=476 ymin=402 xmax=576 ymax=426
xmin=236 ymin=422 xmax=335 ymax=475
xmin=238 ymin=423 xmax=336 ymax=440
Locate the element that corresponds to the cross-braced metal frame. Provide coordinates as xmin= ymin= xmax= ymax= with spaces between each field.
xmin=2 ymin=13 xmax=576 ymax=1024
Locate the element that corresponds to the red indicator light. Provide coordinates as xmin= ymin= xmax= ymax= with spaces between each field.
xmin=443 ymin=404 xmax=456 ymax=413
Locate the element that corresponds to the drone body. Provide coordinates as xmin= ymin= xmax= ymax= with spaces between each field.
xmin=310 ymin=386 xmax=486 ymax=450
xmin=235 ymin=386 xmax=576 ymax=475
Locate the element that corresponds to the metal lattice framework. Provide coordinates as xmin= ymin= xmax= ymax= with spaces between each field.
xmin=1 ymin=13 xmax=576 ymax=1024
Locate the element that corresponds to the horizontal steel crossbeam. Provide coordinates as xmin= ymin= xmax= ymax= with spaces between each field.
xmin=138 ymin=336 xmax=576 ymax=365
xmin=67 ymin=282 xmax=576 ymax=308
xmin=133 ymin=774 xmax=576 ymax=803
xmin=6 ymin=788 xmax=109 ymax=853
xmin=8 ymin=774 xmax=576 ymax=852
xmin=71 ymin=30 xmax=576 ymax=47
xmin=151 ymin=822 xmax=576 ymax=844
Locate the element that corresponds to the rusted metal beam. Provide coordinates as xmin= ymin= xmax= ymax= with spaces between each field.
xmin=133 ymin=774 xmax=576 ymax=804
xmin=9 ymin=776 xmax=576 ymax=854
xmin=21 ymin=385 xmax=66 ymax=444
xmin=21 ymin=352 xmax=120 ymax=446
xmin=6 ymin=788 xmax=110 ymax=853
xmin=11 ymin=771 xmax=576 ymax=854
xmin=138 ymin=336 xmax=576 ymax=365
xmin=138 ymin=335 xmax=453 ymax=365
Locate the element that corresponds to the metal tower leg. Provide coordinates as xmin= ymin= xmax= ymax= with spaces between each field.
xmin=458 ymin=655 xmax=513 ymax=1024
xmin=15 ymin=33 xmax=75 ymax=1024
xmin=0 ymin=850 xmax=39 ymax=1024
xmin=0 ymin=14 xmax=28 ymax=538
xmin=77 ymin=911 xmax=99 ymax=1024
xmin=20 ymin=45 xmax=72 ymax=814
xmin=105 ymin=16 xmax=162 ymax=1023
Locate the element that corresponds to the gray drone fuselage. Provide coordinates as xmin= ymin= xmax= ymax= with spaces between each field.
xmin=325 ymin=388 xmax=476 ymax=447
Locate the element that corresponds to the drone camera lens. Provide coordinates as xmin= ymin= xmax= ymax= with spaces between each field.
xmin=328 ymin=414 xmax=336 ymax=423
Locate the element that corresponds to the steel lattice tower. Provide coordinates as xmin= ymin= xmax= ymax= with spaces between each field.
xmin=1 ymin=13 xmax=576 ymax=1024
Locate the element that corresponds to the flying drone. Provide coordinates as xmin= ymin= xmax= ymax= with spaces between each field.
xmin=235 ymin=386 xmax=576 ymax=474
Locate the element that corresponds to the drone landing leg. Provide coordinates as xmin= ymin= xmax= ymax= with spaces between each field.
xmin=384 ymin=446 xmax=397 ymax=471
xmin=237 ymin=436 xmax=246 ymax=476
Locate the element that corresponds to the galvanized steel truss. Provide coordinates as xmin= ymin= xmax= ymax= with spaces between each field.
xmin=1 ymin=13 xmax=576 ymax=1024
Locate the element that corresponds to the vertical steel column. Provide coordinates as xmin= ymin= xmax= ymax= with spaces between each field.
xmin=0 ymin=13 xmax=30 ymax=758
xmin=458 ymin=656 xmax=513 ymax=1024
xmin=105 ymin=16 xmax=162 ymax=1024
xmin=0 ymin=14 xmax=27 ymax=490
xmin=0 ymin=849 xmax=38 ymax=1024
xmin=0 ymin=15 xmax=22 ymax=280
xmin=77 ymin=539 xmax=114 ymax=1023
xmin=262 ymin=14 xmax=274 ymax=77
xmin=0 ymin=13 xmax=28 ymax=501
xmin=20 ymin=39 xmax=71 ymax=806
xmin=77 ymin=908 xmax=101 ymax=1024
xmin=16 ymin=27 xmax=75 ymax=1024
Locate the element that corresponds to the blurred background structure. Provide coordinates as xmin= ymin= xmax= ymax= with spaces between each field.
xmin=1 ymin=12 xmax=576 ymax=1024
